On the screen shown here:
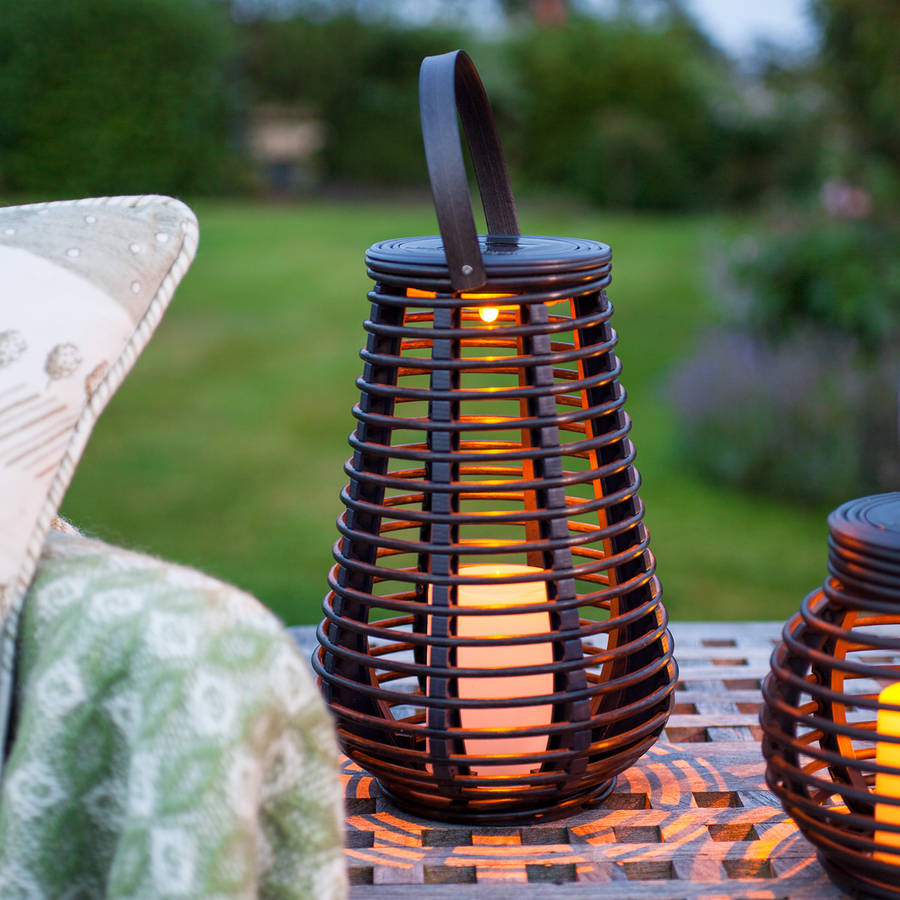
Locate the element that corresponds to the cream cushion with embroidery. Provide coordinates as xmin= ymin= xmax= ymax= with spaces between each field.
xmin=0 ymin=195 xmax=198 ymax=754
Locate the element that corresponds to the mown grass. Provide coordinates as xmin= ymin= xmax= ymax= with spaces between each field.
xmin=61 ymin=199 xmax=830 ymax=624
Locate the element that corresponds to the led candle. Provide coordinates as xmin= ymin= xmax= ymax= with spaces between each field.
xmin=431 ymin=565 xmax=553 ymax=776
xmin=875 ymin=682 xmax=900 ymax=862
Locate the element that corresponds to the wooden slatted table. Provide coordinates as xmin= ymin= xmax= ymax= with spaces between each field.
xmin=292 ymin=622 xmax=851 ymax=899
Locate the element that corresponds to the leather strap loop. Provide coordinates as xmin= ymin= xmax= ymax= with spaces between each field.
xmin=419 ymin=50 xmax=520 ymax=292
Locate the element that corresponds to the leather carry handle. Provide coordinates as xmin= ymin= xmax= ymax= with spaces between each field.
xmin=419 ymin=50 xmax=520 ymax=292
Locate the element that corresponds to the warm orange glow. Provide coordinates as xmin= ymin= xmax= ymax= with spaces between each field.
xmin=405 ymin=288 xmax=515 ymax=324
xmin=876 ymin=682 xmax=900 ymax=862
xmin=429 ymin=565 xmax=553 ymax=777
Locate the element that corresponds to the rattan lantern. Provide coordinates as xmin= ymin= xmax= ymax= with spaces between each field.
xmin=314 ymin=49 xmax=676 ymax=823
xmin=762 ymin=493 xmax=900 ymax=898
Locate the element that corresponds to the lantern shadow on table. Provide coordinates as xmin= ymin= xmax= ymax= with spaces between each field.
xmin=314 ymin=50 xmax=676 ymax=824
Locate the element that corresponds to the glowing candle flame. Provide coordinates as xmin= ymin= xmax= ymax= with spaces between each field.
xmin=479 ymin=307 xmax=499 ymax=323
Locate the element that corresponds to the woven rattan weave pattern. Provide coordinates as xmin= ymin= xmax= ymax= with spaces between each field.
xmin=315 ymin=256 xmax=676 ymax=822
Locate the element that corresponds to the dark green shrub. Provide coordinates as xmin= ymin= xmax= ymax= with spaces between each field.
xmin=504 ymin=17 xmax=716 ymax=208
xmin=735 ymin=220 xmax=900 ymax=352
xmin=0 ymin=0 xmax=240 ymax=196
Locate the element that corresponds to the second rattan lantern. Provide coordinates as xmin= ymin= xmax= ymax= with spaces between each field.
xmin=315 ymin=50 xmax=676 ymax=823
xmin=762 ymin=493 xmax=900 ymax=898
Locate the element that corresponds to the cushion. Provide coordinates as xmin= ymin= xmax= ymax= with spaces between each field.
xmin=0 ymin=195 xmax=198 ymax=766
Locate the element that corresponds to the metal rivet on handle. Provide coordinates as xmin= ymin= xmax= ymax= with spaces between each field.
xmin=461 ymin=264 xmax=473 ymax=275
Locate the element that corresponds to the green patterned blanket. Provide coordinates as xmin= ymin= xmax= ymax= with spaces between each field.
xmin=0 ymin=528 xmax=347 ymax=899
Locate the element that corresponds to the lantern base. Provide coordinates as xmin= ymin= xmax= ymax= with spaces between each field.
xmin=374 ymin=776 xmax=617 ymax=825
xmin=820 ymin=853 xmax=900 ymax=899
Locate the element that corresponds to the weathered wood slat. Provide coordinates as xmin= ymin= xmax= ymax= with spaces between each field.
xmin=349 ymin=877 xmax=839 ymax=899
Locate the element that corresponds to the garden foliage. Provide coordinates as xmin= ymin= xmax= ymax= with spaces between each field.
xmin=667 ymin=315 xmax=900 ymax=506
xmin=240 ymin=9 xmax=820 ymax=209
xmin=0 ymin=0 xmax=239 ymax=196
xmin=665 ymin=0 xmax=900 ymax=506
xmin=667 ymin=216 xmax=900 ymax=506
xmin=0 ymin=1 xmax=832 ymax=209
xmin=241 ymin=16 xmax=462 ymax=187
xmin=504 ymin=16 xmax=817 ymax=210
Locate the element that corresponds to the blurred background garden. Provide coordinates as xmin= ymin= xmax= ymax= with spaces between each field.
xmin=2 ymin=0 xmax=896 ymax=624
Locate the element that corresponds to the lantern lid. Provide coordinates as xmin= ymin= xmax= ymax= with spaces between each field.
xmin=366 ymin=234 xmax=611 ymax=291
xmin=828 ymin=493 xmax=900 ymax=556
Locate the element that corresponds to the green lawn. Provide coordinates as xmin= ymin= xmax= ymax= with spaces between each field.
xmin=61 ymin=199 xmax=830 ymax=624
